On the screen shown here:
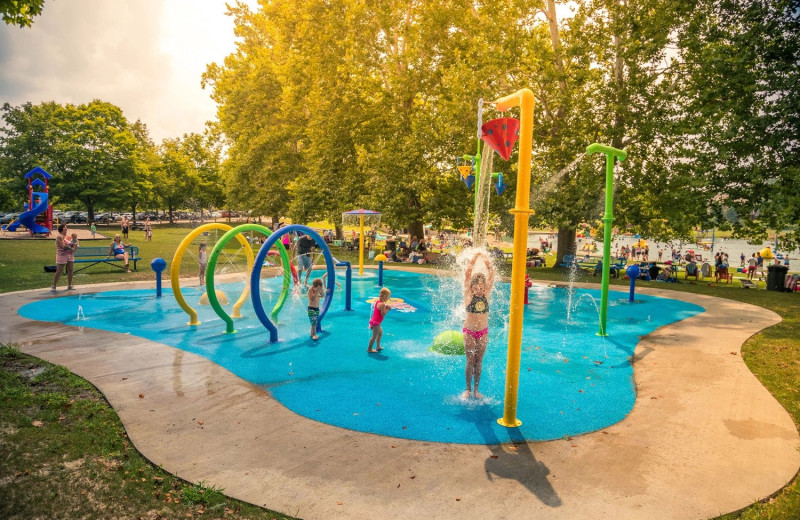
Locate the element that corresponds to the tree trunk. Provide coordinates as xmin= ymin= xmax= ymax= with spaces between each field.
xmin=556 ymin=227 xmax=576 ymax=265
xmin=408 ymin=221 xmax=425 ymax=242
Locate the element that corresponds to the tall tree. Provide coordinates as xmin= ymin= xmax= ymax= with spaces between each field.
xmin=203 ymin=1 xmax=303 ymax=226
xmin=155 ymin=136 xmax=199 ymax=222
xmin=0 ymin=100 xmax=139 ymax=218
xmin=181 ymin=131 xmax=224 ymax=221
xmin=673 ymin=0 xmax=800 ymax=250
xmin=0 ymin=101 xmax=64 ymax=203
xmin=116 ymin=119 xmax=158 ymax=219
xmin=524 ymin=0 xmax=701 ymax=262
xmin=57 ymin=101 xmax=138 ymax=221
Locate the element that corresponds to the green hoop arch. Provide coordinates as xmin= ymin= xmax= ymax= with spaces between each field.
xmin=170 ymin=223 xmax=252 ymax=326
xmin=207 ymin=224 xmax=292 ymax=334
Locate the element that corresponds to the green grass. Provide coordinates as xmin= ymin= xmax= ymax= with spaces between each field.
xmin=531 ymin=265 xmax=800 ymax=519
xmin=1 ymin=229 xmax=798 ymax=518
xmin=0 ymin=344 xmax=295 ymax=520
xmin=0 ymin=223 xmax=206 ymax=292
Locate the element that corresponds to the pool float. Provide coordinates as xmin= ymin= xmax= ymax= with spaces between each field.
xmin=366 ymin=297 xmax=417 ymax=313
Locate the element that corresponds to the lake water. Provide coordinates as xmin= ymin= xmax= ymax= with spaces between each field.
xmin=528 ymin=233 xmax=798 ymax=270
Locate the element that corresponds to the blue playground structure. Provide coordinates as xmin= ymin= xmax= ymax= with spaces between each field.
xmin=3 ymin=166 xmax=53 ymax=235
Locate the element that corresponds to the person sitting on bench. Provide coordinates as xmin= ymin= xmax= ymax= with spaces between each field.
xmin=108 ymin=234 xmax=131 ymax=273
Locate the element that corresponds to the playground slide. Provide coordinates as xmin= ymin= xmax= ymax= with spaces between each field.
xmin=4 ymin=191 xmax=49 ymax=234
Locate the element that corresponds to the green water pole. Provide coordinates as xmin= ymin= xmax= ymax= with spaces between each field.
xmin=586 ymin=143 xmax=627 ymax=336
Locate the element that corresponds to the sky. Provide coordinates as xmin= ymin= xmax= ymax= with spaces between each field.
xmin=0 ymin=1 xmax=253 ymax=143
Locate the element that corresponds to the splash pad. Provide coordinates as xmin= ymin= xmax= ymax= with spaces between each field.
xmin=19 ymin=269 xmax=702 ymax=444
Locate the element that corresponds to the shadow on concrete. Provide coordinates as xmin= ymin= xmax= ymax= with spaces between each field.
xmin=459 ymin=405 xmax=562 ymax=507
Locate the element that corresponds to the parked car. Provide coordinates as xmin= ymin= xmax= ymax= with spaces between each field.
xmin=221 ymin=210 xmax=239 ymax=218
xmin=1 ymin=213 xmax=18 ymax=224
xmin=94 ymin=213 xmax=112 ymax=223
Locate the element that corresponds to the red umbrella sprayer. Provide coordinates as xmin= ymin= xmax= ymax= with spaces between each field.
xmin=481 ymin=117 xmax=520 ymax=161
xmin=342 ymin=209 xmax=382 ymax=275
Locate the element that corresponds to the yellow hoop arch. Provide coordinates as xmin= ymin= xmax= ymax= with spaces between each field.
xmin=170 ymin=223 xmax=254 ymax=325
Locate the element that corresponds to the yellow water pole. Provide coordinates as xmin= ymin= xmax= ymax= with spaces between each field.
xmin=359 ymin=215 xmax=365 ymax=275
xmin=496 ymin=88 xmax=535 ymax=428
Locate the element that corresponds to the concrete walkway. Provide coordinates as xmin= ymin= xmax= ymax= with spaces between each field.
xmin=1 ymin=279 xmax=798 ymax=520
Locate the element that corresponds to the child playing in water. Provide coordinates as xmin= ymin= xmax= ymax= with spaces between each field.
xmin=198 ymin=243 xmax=208 ymax=284
xmin=462 ymin=251 xmax=495 ymax=400
xmin=367 ymin=287 xmax=392 ymax=353
xmin=307 ymin=278 xmax=325 ymax=340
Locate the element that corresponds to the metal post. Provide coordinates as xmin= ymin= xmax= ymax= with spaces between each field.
xmin=495 ymin=89 xmax=536 ymax=429
xmin=586 ymin=144 xmax=627 ymax=336
xmin=358 ymin=215 xmax=365 ymax=275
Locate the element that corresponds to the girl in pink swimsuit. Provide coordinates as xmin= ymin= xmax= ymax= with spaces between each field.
xmin=462 ymin=251 xmax=495 ymax=400
xmin=367 ymin=287 xmax=392 ymax=353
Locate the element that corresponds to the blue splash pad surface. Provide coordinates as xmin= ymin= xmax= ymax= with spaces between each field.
xmin=19 ymin=271 xmax=703 ymax=444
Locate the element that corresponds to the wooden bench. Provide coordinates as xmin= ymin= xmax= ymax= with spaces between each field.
xmin=72 ymin=245 xmax=141 ymax=273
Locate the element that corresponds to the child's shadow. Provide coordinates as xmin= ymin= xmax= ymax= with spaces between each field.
xmin=457 ymin=405 xmax=562 ymax=507
xmin=366 ymin=351 xmax=389 ymax=361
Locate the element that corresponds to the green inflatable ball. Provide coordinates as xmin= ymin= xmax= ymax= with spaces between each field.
xmin=430 ymin=330 xmax=464 ymax=355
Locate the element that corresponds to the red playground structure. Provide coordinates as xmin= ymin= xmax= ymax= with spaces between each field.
xmin=2 ymin=166 xmax=53 ymax=236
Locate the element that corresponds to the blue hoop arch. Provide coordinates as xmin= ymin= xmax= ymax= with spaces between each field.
xmin=251 ymin=225 xmax=336 ymax=343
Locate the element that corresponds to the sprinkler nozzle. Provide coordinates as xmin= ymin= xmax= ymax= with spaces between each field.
xmin=586 ymin=143 xmax=627 ymax=161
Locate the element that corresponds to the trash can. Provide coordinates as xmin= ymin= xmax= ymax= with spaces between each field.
xmin=766 ymin=264 xmax=789 ymax=291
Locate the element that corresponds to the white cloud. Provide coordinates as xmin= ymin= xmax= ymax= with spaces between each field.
xmin=0 ymin=1 xmax=245 ymax=143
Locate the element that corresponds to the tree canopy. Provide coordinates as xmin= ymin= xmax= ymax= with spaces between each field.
xmin=1 ymin=0 xmax=45 ymax=27
xmin=204 ymin=0 xmax=799 ymax=248
xmin=1 ymin=0 xmax=797 ymax=251
xmin=0 ymin=101 xmax=224 ymax=220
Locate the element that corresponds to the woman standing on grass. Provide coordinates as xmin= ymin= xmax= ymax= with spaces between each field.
xmin=51 ymin=223 xmax=78 ymax=291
